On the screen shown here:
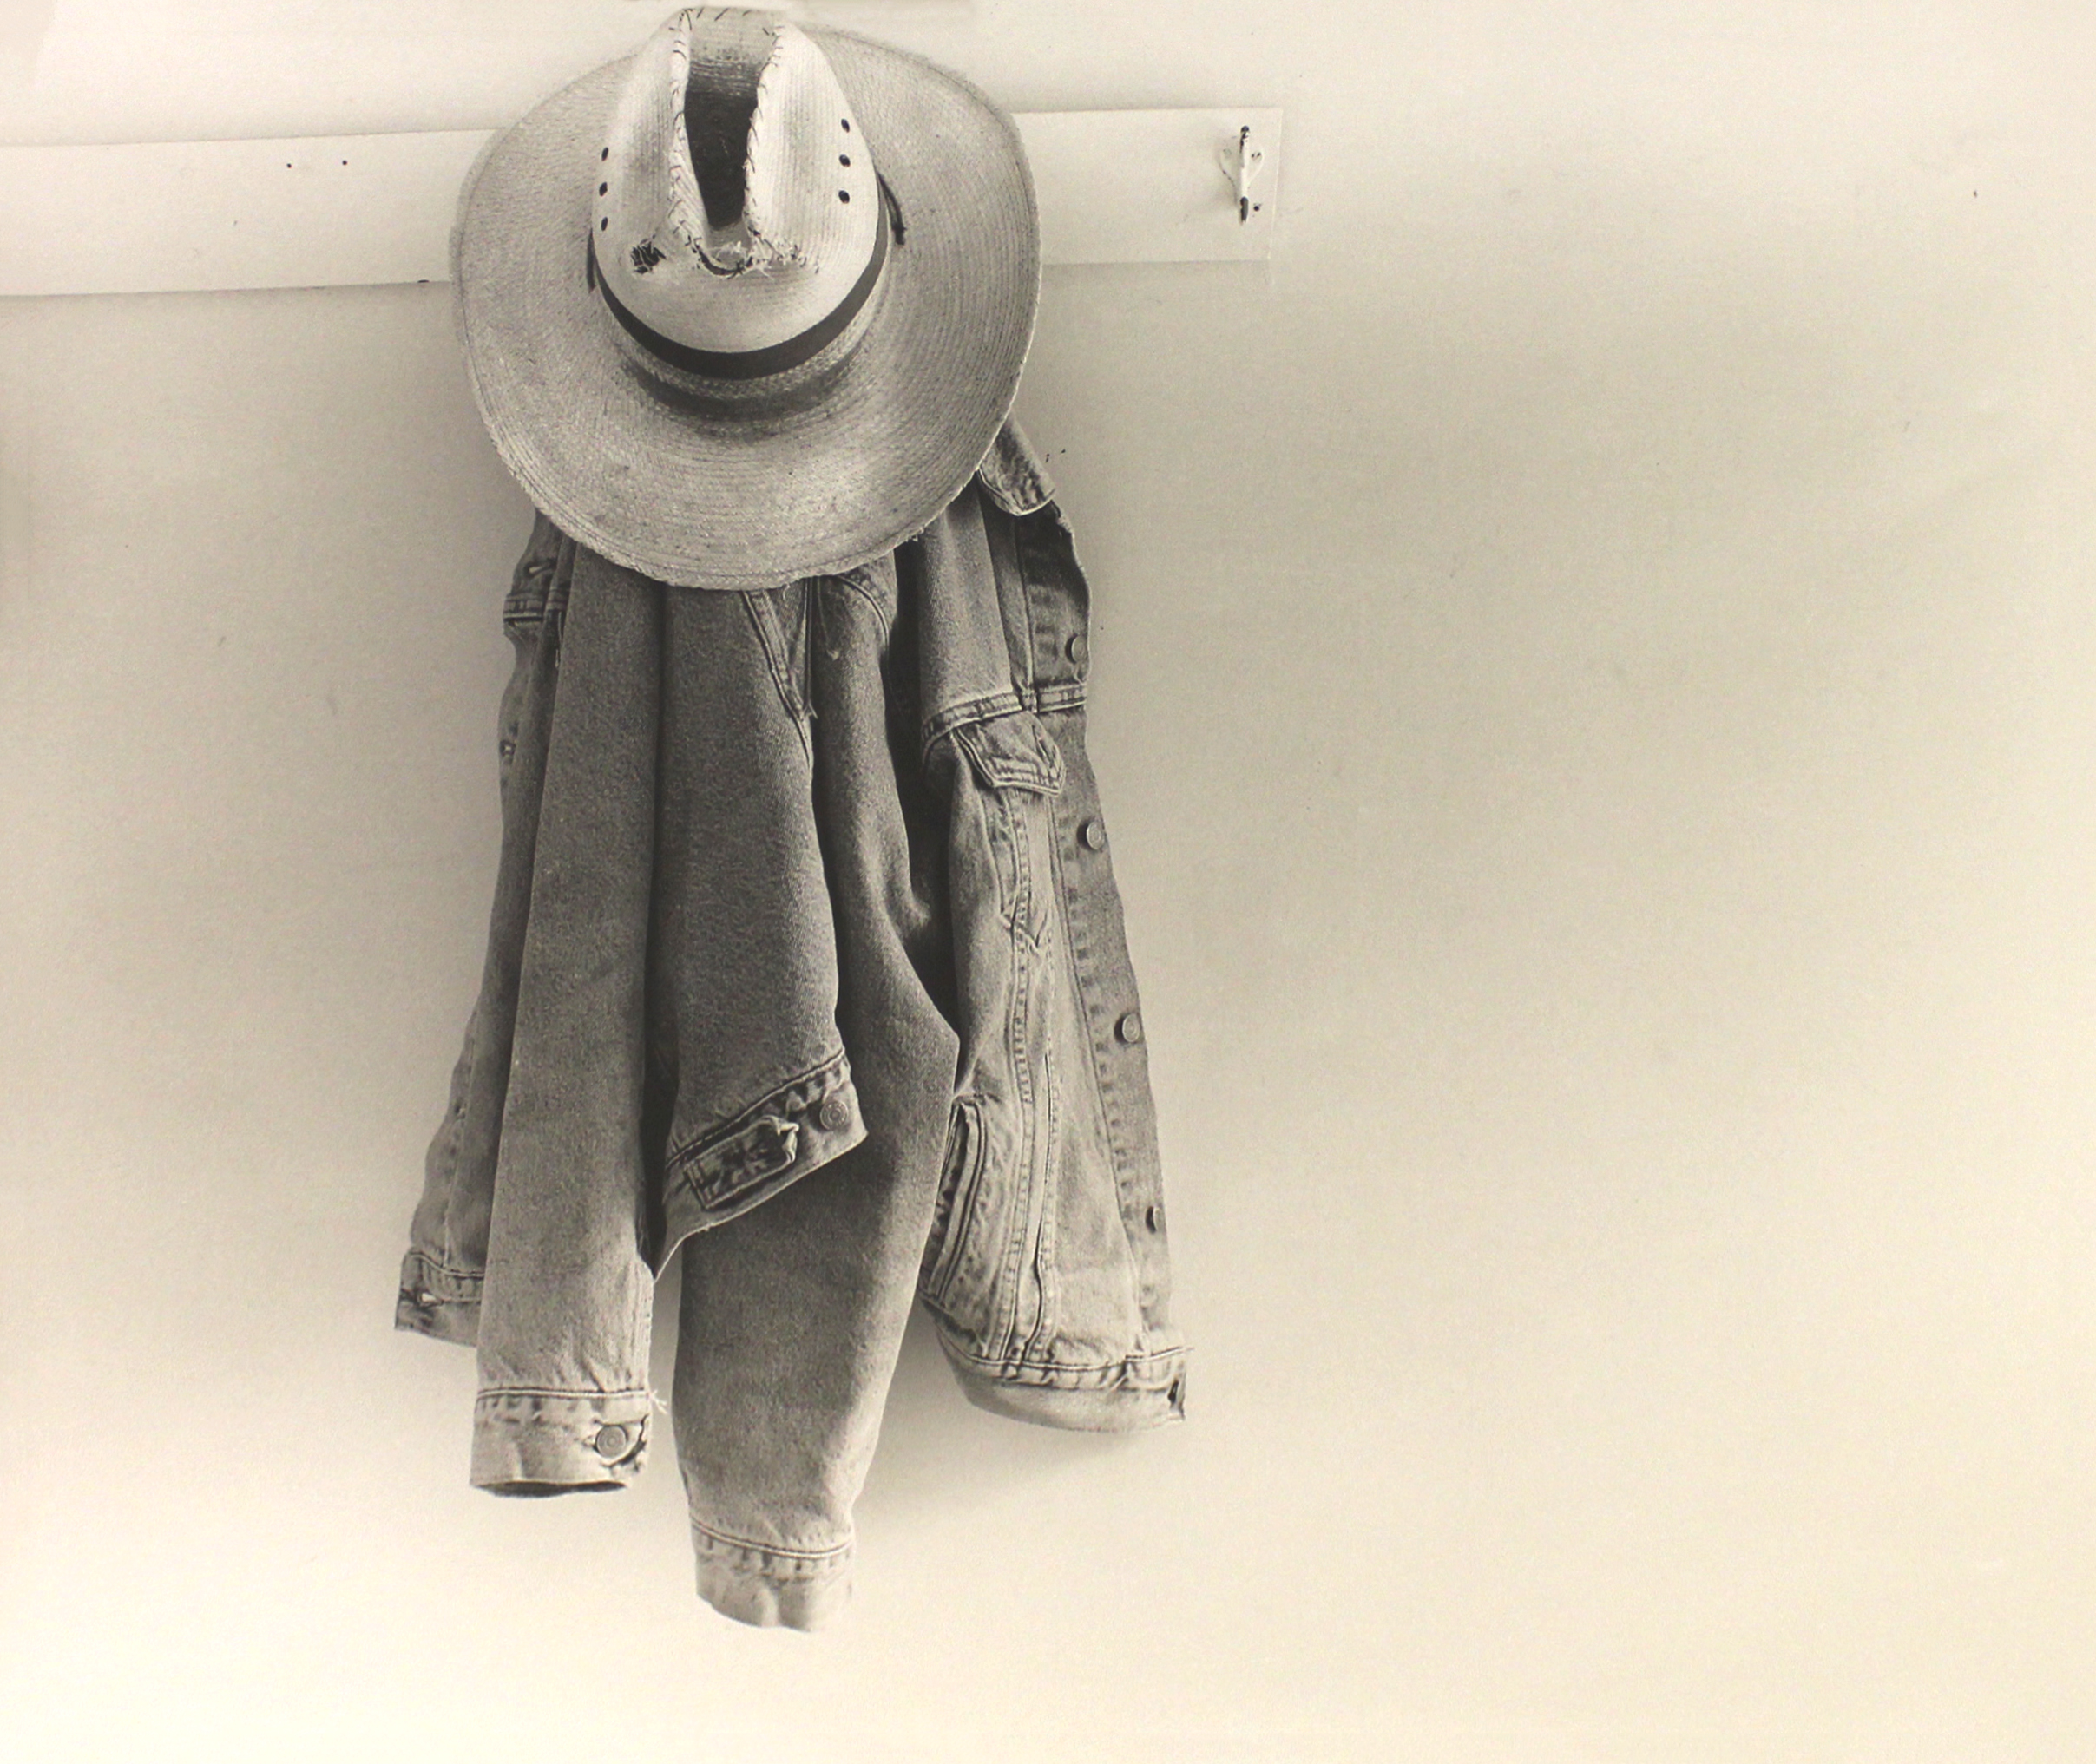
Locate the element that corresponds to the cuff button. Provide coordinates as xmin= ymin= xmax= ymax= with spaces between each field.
xmin=818 ymin=1094 xmax=852 ymax=1134
xmin=592 ymin=1423 xmax=631 ymax=1460
xmin=1115 ymin=1010 xmax=1144 ymax=1046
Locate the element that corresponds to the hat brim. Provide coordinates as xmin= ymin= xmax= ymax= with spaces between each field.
xmin=455 ymin=29 xmax=1040 ymax=590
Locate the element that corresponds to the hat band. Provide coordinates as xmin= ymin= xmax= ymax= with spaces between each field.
xmin=589 ymin=193 xmax=890 ymax=384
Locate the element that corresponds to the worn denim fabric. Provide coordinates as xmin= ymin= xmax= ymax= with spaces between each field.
xmin=397 ymin=421 xmax=1184 ymax=1628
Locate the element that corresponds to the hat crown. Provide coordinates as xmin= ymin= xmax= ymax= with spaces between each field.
xmin=595 ymin=8 xmax=883 ymax=356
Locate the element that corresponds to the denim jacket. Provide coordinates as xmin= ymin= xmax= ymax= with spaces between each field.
xmin=395 ymin=421 xmax=1183 ymax=1625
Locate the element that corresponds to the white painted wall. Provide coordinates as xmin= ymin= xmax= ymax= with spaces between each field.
xmin=6 ymin=4 xmax=2096 ymax=1759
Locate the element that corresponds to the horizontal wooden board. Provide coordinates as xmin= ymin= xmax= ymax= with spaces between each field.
xmin=0 ymin=109 xmax=1280 ymax=297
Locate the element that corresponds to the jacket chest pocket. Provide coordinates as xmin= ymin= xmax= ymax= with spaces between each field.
xmin=948 ymin=707 xmax=1066 ymax=946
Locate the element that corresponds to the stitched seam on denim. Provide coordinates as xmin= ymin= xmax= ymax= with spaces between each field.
xmin=922 ymin=1095 xmax=983 ymax=1306
xmin=993 ymin=865 xmax=1037 ymax=1361
xmin=434 ymin=1026 xmax=478 ymax=1265
xmin=977 ymin=427 xmax=1054 ymax=517
xmin=1002 ymin=759 xmax=1045 ymax=941
xmin=476 ymin=1386 xmax=652 ymax=1400
xmin=825 ymin=569 xmax=893 ymax=642
xmin=662 ymin=1046 xmax=851 ymax=1185
xmin=947 ymin=1341 xmax=1182 ymax=1366
xmin=503 ymin=561 xmax=557 ymax=624
xmin=743 ymin=591 xmax=812 ymax=764
xmin=1031 ymin=681 xmax=1086 ymax=715
xmin=690 ymin=1518 xmax=853 ymax=1565
xmin=943 ymin=715 xmax=1065 ymax=803
xmin=1052 ymin=732 xmax=1160 ymax=1312
xmin=980 ymin=493 xmax=1031 ymax=690
xmin=1045 ymin=763 xmax=1152 ymax=1315
xmin=503 ymin=533 xmax=558 ymax=628
xmin=401 ymin=1250 xmax=484 ymax=1286
xmin=921 ymin=688 xmax=1028 ymax=752
xmin=1022 ymin=1043 xmax=1062 ymax=1361
xmin=402 ymin=1269 xmax=483 ymax=1290
xmin=745 ymin=591 xmax=792 ymax=715
xmin=1014 ymin=511 xmax=1047 ymax=690
xmin=966 ymin=1367 xmax=1178 ymax=1394
xmin=1017 ymin=826 xmax=1065 ymax=1361
xmin=684 ymin=1142 xmax=794 ymax=1214
xmin=995 ymin=494 xmax=1041 ymax=691
xmin=627 ymin=1230 xmax=652 ymax=1372
xmin=942 ymin=1341 xmax=1184 ymax=1378
xmin=549 ymin=539 xmax=576 ymax=619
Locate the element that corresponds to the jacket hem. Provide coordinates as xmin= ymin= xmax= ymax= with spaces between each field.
xmin=470 ymin=1387 xmax=654 ymax=1492
xmin=690 ymin=1517 xmax=853 ymax=1630
xmin=935 ymin=1334 xmax=1188 ymax=1433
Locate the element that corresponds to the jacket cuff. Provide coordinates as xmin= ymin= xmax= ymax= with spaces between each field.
xmin=658 ymin=1054 xmax=867 ymax=1261
xmin=470 ymin=1389 xmax=653 ymax=1492
xmin=394 ymin=1249 xmax=482 ymax=1346
xmin=690 ymin=1518 xmax=854 ymax=1630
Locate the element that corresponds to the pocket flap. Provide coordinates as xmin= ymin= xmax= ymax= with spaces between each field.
xmin=952 ymin=709 xmax=1065 ymax=796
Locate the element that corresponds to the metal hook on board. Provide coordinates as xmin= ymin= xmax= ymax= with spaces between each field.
xmin=1218 ymin=123 xmax=1265 ymax=223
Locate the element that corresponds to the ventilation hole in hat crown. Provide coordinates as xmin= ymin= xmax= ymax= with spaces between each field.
xmin=838 ymin=190 xmax=850 ymax=202
xmin=598 ymin=183 xmax=608 ymax=195
xmin=601 ymin=148 xmax=608 ymax=161
xmin=840 ymin=118 xmax=850 ymax=130
xmin=839 ymin=154 xmax=851 ymax=167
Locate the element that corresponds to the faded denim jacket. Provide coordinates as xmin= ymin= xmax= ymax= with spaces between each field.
xmin=395 ymin=421 xmax=1184 ymax=1627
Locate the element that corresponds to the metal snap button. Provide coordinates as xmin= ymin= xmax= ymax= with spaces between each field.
xmin=1065 ymin=632 xmax=1088 ymax=668
xmin=1144 ymin=1203 xmax=1160 ymax=1231
xmin=1080 ymin=817 xmax=1108 ymax=852
xmin=592 ymin=1423 xmax=631 ymax=1460
xmin=1115 ymin=1011 xmax=1144 ymax=1046
xmin=818 ymin=1094 xmax=852 ymax=1134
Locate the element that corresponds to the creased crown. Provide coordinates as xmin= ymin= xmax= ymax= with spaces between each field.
xmin=594 ymin=8 xmax=884 ymax=356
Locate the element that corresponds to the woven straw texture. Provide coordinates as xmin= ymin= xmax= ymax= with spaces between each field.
xmin=455 ymin=29 xmax=1040 ymax=590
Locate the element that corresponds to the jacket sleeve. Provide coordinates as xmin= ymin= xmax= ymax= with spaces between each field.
xmin=463 ymin=538 xmax=665 ymax=1491
xmin=395 ymin=513 xmax=568 ymax=1350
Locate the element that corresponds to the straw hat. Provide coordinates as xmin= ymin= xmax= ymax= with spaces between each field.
xmin=455 ymin=8 xmax=1040 ymax=589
